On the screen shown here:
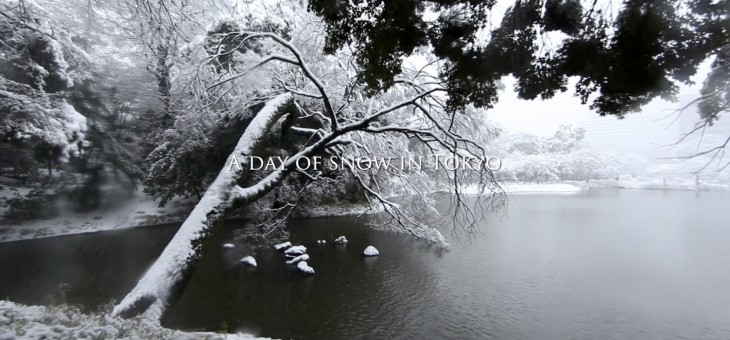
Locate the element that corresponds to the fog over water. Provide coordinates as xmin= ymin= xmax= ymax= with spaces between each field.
xmin=487 ymin=74 xmax=730 ymax=183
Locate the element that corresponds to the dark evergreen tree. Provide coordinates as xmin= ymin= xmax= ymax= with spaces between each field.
xmin=307 ymin=0 xmax=728 ymax=115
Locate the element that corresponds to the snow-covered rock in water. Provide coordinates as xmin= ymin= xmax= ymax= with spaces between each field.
xmin=334 ymin=236 xmax=348 ymax=244
xmin=222 ymin=243 xmax=235 ymax=249
xmin=284 ymin=245 xmax=307 ymax=255
xmin=286 ymin=254 xmax=309 ymax=264
xmin=363 ymin=246 xmax=379 ymax=256
xmin=273 ymin=241 xmax=292 ymax=250
xmin=316 ymin=240 xmax=326 ymax=245
xmin=297 ymin=261 xmax=315 ymax=275
xmin=240 ymin=256 xmax=257 ymax=267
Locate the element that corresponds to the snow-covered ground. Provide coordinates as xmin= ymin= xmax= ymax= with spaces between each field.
xmin=0 ymin=300 xmax=267 ymax=339
xmin=0 ymin=190 xmax=194 ymax=243
xmin=458 ymin=182 xmax=583 ymax=195
xmin=577 ymin=177 xmax=730 ymax=191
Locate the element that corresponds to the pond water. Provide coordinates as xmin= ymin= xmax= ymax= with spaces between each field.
xmin=1 ymin=189 xmax=730 ymax=339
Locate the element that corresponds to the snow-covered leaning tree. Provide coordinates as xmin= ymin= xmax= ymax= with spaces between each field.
xmin=113 ymin=4 xmax=504 ymax=320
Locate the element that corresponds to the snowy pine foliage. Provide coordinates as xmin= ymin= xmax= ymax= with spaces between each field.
xmin=0 ymin=1 xmax=90 ymax=165
xmin=0 ymin=79 xmax=87 ymax=163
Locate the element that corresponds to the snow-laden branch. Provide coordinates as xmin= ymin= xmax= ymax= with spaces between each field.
xmin=205 ymin=31 xmax=339 ymax=130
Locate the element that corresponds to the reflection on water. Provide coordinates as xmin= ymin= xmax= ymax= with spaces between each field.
xmin=2 ymin=189 xmax=730 ymax=339
xmin=0 ymin=224 xmax=179 ymax=309
xmin=163 ymin=217 xmax=444 ymax=339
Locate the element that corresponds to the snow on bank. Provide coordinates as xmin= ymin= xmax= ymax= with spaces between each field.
xmin=503 ymin=183 xmax=582 ymax=194
xmin=0 ymin=199 xmax=381 ymax=243
xmin=0 ymin=300 xmax=267 ymax=339
xmin=292 ymin=202 xmax=385 ymax=218
xmin=0 ymin=189 xmax=194 ymax=243
xmin=458 ymin=182 xmax=582 ymax=195
xmin=581 ymin=178 xmax=730 ymax=191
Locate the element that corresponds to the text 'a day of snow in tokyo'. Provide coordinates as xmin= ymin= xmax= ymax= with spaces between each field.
xmin=227 ymin=155 xmax=503 ymax=172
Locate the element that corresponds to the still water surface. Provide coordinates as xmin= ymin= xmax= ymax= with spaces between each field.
xmin=1 ymin=189 xmax=729 ymax=339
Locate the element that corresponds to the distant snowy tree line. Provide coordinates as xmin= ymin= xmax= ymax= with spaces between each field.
xmin=494 ymin=124 xmax=622 ymax=183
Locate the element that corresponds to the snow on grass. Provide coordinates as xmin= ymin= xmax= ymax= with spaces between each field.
xmin=240 ymin=256 xmax=257 ymax=267
xmin=285 ymin=254 xmax=309 ymax=264
xmin=284 ymin=245 xmax=306 ymax=256
xmin=273 ymin=241 xmax=291 ymax=250
xmin=0 ymin=300 xmax=267 ymax=339
xmin=296 ymin=261 xmax=315 ymax=275
xmin=363 ymin=246 xmax=379 ymax=256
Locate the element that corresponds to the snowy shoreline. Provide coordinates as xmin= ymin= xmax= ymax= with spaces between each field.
xmin=2 ymin=181 xmax=727 ymax=243
xmin=460 ymin=180 xmax=729 ymax=195
xmin=571 ymin=178 xmax=730 ymax=192
xmin=0 ymin=197 xmax=382 ymax=243
xmin=0 ymin=300 xmax=266 ymax=339
xmin=0 ymin=190 xmax=195 ymax=243
xmin=452 ymin=182 xmax=583 ymax=195
xmin=501 ymin=183 xmax=583 ymax=194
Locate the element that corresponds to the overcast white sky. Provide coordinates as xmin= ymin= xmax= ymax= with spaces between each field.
xmin=481 ymin=0 xmax=728 ymax=159
xmin=489 ymin=59 xmax=713 ymax=135
xmin=487 ymin=59 xmax=722 ymax=159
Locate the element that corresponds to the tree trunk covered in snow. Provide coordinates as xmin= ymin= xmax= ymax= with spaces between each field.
xmin=112 ymin=93 xmax=293 ymax=320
